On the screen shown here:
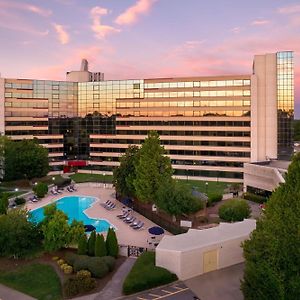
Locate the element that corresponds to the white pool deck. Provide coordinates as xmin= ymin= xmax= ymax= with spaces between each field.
xmin=25 ymin=183 xmax=170 ymax=248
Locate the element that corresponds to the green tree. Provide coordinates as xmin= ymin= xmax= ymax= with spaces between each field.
xmin=4 ymin=138 xmax=49 ymax=181
xmin=0 ymin=193 xmax=9 ymax=215
xmin=33 ymin=182 xmax=48 ymax=198
xmin=156 ymin=179 xmax=203 ymax=217
xmin=78 ymin=234 xmax=88 ymax=255
xmin=241 ymin=153 xmax=300 ymax=299
xmin=69 ymin=220 xmax=85 ymax=245
xmin=95 ymin=234 xmax=107 ymax=257
xmin=0 ymin=209 xmax=42 ymax=258
xmin=42 ymin=203 xmax=57 ymax=224
xmin=113 ymin=145 xmax=140 ymax=197
xmin=293 ymin=119 xmax=300 ymax=140
xmin=219 ymin=199 xmax=251 ymax=222
xmin=42 ymin=210 xmax=70 ymax=252
xmin=88 ymin=230 xmax=96 ymax=256
xmin=106 ymin=228 xmax=119 ymax=258
xmin=134 ymin=131 xmax=173 ymax=203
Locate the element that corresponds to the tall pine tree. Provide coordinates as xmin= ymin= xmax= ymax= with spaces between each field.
xmin=106 ymin=228 xmax=119 ymax=258
xmin=95 ymin=234 xmax=107 ymax=257
xmin=88 ymin=230 xmax=96 ymax=256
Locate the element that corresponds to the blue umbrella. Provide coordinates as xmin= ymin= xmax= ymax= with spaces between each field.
xmin=84 ymin=224 xmax=96 ymax=232
xmin=148 ymin=226 xmax=165 ymax=235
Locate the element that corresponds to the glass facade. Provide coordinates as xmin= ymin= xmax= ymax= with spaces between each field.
xmin=277 ymin=51 xmax=294 ymax=159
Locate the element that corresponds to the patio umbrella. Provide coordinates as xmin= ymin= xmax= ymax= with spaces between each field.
xmin=148 ymin=226 xmax=164 ymax=235
xmin=84 ymin=224 xmax=96 ymax=232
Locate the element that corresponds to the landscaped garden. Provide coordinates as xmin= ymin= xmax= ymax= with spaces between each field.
xmin=70 ymin=173 xmax=113 ymax=183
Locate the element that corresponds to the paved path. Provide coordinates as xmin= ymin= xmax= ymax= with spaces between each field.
xmin=94 ymin=257 xmax=136 ymax=300
xmin=0 ymin=283 xmax=36 ymax=300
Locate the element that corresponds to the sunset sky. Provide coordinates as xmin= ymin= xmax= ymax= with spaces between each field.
xmin=0 ymin=0 xmax=299 ymax=117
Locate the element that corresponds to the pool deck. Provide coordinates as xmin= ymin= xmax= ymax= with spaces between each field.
xmin=25 ymin=183 xmax=170 ymax=248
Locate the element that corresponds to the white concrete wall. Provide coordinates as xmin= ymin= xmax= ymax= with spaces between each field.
xmin=251 ymin=53 xmax=277 ymax=162
xmin=0 ymin=78 xmax=5 ymax=135
xmin=66 ymin=71 xmax=90 ymax=82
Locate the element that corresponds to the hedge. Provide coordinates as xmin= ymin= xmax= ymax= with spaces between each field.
xmin=87 ymin=257 xmax=109 ymax=278
xmin=33 ymin=182 xmax=48 ymax=198
xmin=15 ymin=197 xmax=26 ymax=205
xmin=219 ymin=199 xmax=251 ymax=222
xmin=54 ymin=177 xmax=71 ymax=188
xmin=63 ymin=275 xmax=96 ymax=297
xmin=243 ymin=192 xmax=267 ymax=204
xmin=123 ymin=252 xmax=177 ymax=295
xmin=207 ymin=193 xmax=223 ymax=206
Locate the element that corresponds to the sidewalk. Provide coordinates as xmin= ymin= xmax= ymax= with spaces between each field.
xmin=0 ymin=284 xmax=36 ymax=300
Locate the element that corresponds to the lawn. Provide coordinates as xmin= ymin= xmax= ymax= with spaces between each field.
xmin=70 ymin=173 xmax=113 ymax=183
xmin=178 ymin=179 xmax=232 ymax=196
xmin=0 ymin=263 xmax=62 ymax=300
xmin=0 ymin=187 xmax=27 ymax=198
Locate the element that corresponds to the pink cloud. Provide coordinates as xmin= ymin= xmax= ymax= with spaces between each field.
xmin=0 ymin=0 xmax=52 ymax=17
xmin=277 ymin=4 xmax=300 ymax=14
xmin=231 ymin=27 xmax=242 ymax=34
xmin=251 ymin=19 xmax=270 ymax=26
xmin=90 ymin=6 xmax=120 ymax=39
xmin=53 ymin=24 xmax=70 ymax=45
xmin=115 ymin=0 xmax=158 ymax=25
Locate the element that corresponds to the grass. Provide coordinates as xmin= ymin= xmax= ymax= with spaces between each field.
xmin=178 ymin=179 xmax=232 ymax=196
xmin=123 ymin=252 xmax=177 ymax=295
xmin=0 ymin=263 xmax=62 ymax=300
xmin=0 ymin=187 xmax=27 ymax=198
xmin=70 ymin=173 xmax=113 ymax=183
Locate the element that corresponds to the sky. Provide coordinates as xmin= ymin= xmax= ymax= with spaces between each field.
xmin=0 ymin=0 xmax=299 ymax=117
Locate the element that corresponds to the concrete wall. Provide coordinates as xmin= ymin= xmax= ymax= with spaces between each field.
xmin=66 ymin=71 xmax=90 ymax=82
xmin=243 ymin=163 xmax=285 ymax=192
xmin=251 ymin=53 xmax=277 ymax=162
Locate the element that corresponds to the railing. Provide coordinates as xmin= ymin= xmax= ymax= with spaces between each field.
xmin=119 ymin=244 xmax=150 ymax=257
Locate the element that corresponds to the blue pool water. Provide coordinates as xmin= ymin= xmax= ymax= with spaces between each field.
xmin=30 ymin=196 xmax=113 ymax=233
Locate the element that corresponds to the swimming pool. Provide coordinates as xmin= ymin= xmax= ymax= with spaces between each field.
xmin=30 ymin=196 xmax=113 ymax=233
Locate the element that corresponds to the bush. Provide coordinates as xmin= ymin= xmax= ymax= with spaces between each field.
xmin=88 ymin=230 xmax=96 ymax=256
xmin=243 ymin=192 xmax=267 ymax=204
xmin=54 ymin=177 xmax=71 ymax=188
xmin=207 ymin=193 xmax=223 ymax=206
xmin=60 ymin=263 xmax=68 ymax=270
xmin=63 ymin=265 xmax=73 ymax=274
xmin=14 ymin=197 xmax=26 ymax=205
xmin=95 ymin=234 xmax=107 ymax=257
xmin=57 ymin=259 xmax=65 ymax=266
xmin=219 ymin=199 xmax=251 ymax=222
xmin=73 ymin=255 xmax=90 ymax=272
xmin=64 ymin=253 xmax=78 ymax=266
xmin=77 ymin=234 xmax=87 ymax=255
xmin=123 ymin=252 xmax=177 ymax=295
xmin=63 ymin=276 xmax=96 ymax=298
xmin=102 ymin=256 xmax=116 ymax=272
xmin=106 ymin=228 xmax=119 ymax=258
xmin=76 ymin=270 xmax=91 ymax=278
xmin=87 ymin=257 xmax=109 ymax=278
xmin=33 ymin=182 xmax=48 ymax=198
xmin=52 ymin=256 xmax=59 ymax=261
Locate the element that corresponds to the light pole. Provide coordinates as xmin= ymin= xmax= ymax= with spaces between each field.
xmin=205 ymin=182 xmax=208 ymax=195
xmin=103 ymin=172 xmax=106 ymax=188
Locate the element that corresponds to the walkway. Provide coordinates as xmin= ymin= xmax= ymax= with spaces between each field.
xmin=0 ymin=283 xmax=36 ymax=300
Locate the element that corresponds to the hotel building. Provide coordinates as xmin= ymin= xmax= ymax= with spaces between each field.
xmin=0 ymin=51 xmax=294 ymax=186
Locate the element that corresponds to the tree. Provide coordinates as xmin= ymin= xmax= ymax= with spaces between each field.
xmin=0 ymin=209 xmax=42 ymax=258
xmin=42 ymin=210 xmax=70 ymax=252
xmin=88 ymin=230 xmax=96 ymax=256
xmin=134 ymin=131 xmax=173 ymax=203
xmin=43 ymin=203 xmax=57 ymax=224
xmin=156 ymin=179 xmax=203 ymax=216
xmin=0 ymin=193 xmax=9 ymax=215
xmin=95 ymin=234 xmax=107 ymax=257
xmin=69 ymin=220 xmax=85 ymax=246
xmin=106 ymin=228 xmax=119 ymax=258
xmin=78 ymin=234 xmax=88 ymax=255
xmin=4 ymin=138 xmax=49 ymax=181
xmin=241 ymin=153 xmax=300 ymax=299
xmin=293 ymin=119 xmax=300 ymax=140
xmin=33 ymin=182 xmax=48 ymax=198
xmin=113 ymin=145 xmax=140 ymax=197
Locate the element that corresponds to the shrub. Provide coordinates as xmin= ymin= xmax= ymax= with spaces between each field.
xmin=106 ymin=228 xmax=119 ymax=258
xmin=52 ymin=256 xmax=59 ymax=261
xmin=63 ymin=276 xmax=96 ymax=297
xmin=243 ymin=192 xmax=267 ymax=204
xmin=87 ymin=257 xmax=109 ymax=278
xmin=207 ymin=193 xmax=223 ymax=206
xmin=57 ymin=259 xmax=65 ymax=266
xmin=88 ymin=230 xmax=96 ymax=256
xmin=76 ymin=270 xmax=91 ymax=278
xmin=95 ymin=234 xmax=107 ymax=257
xmin=219 ymin=199 xmax=251 ymax=222
xmin=14 ymin=197 xmax=26 ymax=205
xmin=54 ymin=177 xmax=71 ymax=188
xmin=73 ymin=255 xmax=90 ymax=272
xmin=0 ymin=193 xmax=9 ymax=215
xmin=123 ymin=252 xmax=177 ymax=295
xmin=77 ymin=234 xmax=87 ymax=255
xmin=33 ymin=182 xmax=48 ymax=198
xmin=64 ymin=253 xmax=78 ymax=266
xmin=63 ymin=265 xmax=73 ymax=274
xmin=60 ymin=263 xmax=68 ymax=270
xmin=102 ymin=256 xmax=116 ymax=272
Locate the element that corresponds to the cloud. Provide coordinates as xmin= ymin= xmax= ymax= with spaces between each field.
xmin=53 ymin=23 xmax=70 ymax=45
xmin=90 ymin=6 xmax=120 ymax=39
xmin=231 ymin=27 xmax=242 ymax=34
xmin=277 ymin=4 xmax=300 ymax=14
xmin=0 ymin=0 xmax=52 ymax=17
xmin=115 ymin=0 xmax=158 ymax=25
xmin=251 ymin=19 xmax=270 ymax=26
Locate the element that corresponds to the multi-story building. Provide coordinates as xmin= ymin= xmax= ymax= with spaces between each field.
xmin=0 ymin=51 xmax=294 ymax=185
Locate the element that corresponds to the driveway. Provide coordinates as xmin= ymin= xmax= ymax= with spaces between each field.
xmin=184 ymin=263 xmax=244 ymax=300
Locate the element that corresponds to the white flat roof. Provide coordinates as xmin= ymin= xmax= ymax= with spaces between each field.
xmin=157 ymin=219 xmax=256 ymax=252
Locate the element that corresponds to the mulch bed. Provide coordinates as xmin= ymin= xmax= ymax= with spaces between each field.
xmin=0 ymin=249 xmax=127 ymax=298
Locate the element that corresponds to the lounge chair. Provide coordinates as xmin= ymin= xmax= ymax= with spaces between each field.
xmin=51 ymin=189 xmax=58 ymax=195
xmin=67 ymin=186 xmax=73 ymax=192
xmin=126 ymin=217 xmax=136 ymax=224
xmin=71 ymin=185 xmax=77 ymax=191
xmin=101 ymin=200 xmax=111 ymax=207
xmin=117 ymin=211 xmax=126 ymax=218
xmin=133 ymin=222 xmax=144 ymax=230
xmin=124 ymin=215 xmax=134 ymax=223
xmin=130 ymin=220 xmax=141 ymax=227
xmin=106 ymin=203 xmax=116 ymax=210
xmin=104 ymin=201 xmax=113 ymax=208
xmin=119 ymin=212 xmax=130 ymax=219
